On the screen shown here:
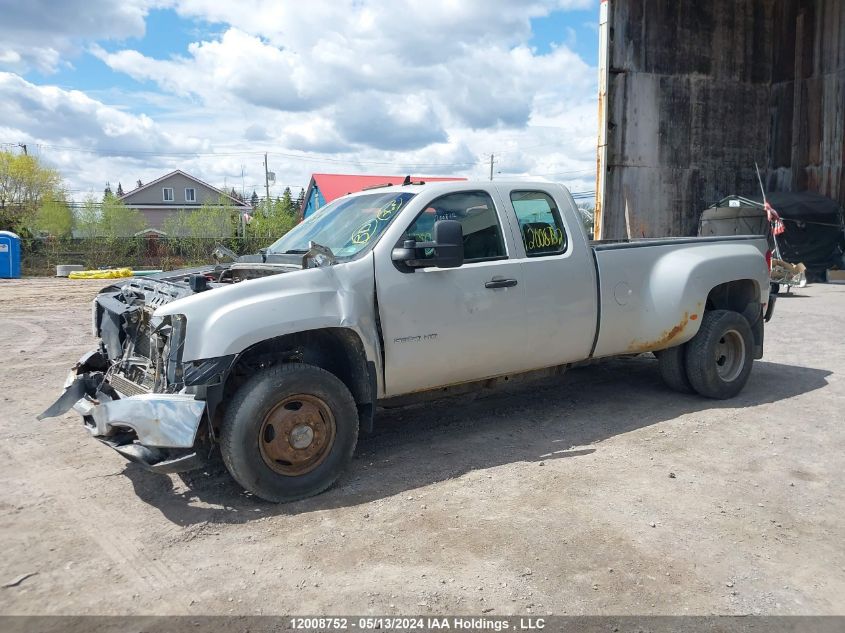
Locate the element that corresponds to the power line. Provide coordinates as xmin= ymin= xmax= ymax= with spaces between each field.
xmin=31 ymin=143 xmax=259 ymax=157
xmin=491 ymin=141 xmax=568 ymax=156
xmin=19 ymin=142 xmax=484 ymax=168
xmin=534 ymin=169 xmax=595 ymax=177
xmin=267 ymin=150 xmax=481 ymax=168
xmin=10 ymin=140 xmax=597 ymax=173
xmin=495 ymin=168 xmax=594 ymax=179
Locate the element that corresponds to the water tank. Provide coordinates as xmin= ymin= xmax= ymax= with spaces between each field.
xmin=0 ymin=231 xmax=22 ymax=279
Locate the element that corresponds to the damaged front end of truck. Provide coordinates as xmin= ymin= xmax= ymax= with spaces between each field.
xmin=36 ymin=242 xmax=350 ymax=475
xmin=37 ymin=269 xmax=243 ymax=473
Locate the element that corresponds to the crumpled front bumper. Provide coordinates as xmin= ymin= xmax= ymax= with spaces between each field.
xmin=39 ymin=351 xmax=208 ymax=474
xmin=72 ymin=391 xmax=205 ymax=448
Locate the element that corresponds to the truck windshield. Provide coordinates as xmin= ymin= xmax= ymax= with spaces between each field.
xmin=267 ymin=192 xmax=416 ymax=259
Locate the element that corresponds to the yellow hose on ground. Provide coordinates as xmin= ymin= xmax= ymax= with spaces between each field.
xmin=68 ymin=268 xmax=134 ymax=279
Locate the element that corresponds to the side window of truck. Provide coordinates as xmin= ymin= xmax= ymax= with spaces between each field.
xmin=404 ymin=191 xmax=507 ymax=262
xmin=510 ymin=190 xmax=568 ymax=257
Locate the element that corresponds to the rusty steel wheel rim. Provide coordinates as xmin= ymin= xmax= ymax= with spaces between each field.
xmin=258 ymin=394 xmax=336 ymax=476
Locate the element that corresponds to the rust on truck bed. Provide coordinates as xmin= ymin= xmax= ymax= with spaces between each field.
xmin=626 ymin=311 xmax=691 ymax=354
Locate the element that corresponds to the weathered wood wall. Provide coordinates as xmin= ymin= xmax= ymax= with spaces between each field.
xmin=599 ymin=0 xmax=844 ymax=239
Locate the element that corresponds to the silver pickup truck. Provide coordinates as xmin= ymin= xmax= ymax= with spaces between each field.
xmin=41 ymin=181 xmax=776 ymax=502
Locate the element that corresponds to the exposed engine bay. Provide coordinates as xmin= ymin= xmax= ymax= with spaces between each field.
xmin=80 ymin=244 xmax=332 ymax=394
xmin=94 ymin=262 xmax=298 ymax=388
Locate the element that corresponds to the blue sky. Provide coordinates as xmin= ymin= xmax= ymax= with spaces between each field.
xmin=22 ymin=9 xmax=219 ymax=104
xmin=1 ymin=1 xmax=601 ymax=198
xmin=27 ymin=7 xmax=598 ymax=98
xmin=531 ymin=7 xmax=599 ymax=63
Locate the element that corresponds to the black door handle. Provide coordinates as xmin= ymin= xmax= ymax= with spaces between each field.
xmin=485 ymin=278 xmax=518 ymax=289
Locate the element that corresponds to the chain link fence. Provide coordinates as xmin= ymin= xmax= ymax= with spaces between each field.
xmin=20 ymin=236 xmax=276 ymax=275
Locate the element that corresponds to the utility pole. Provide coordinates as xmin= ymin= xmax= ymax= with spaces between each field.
xmin=489 ymin=154 xmax=494 ymax=181
xmin=264 ymin=153 xmax=271 ymax=212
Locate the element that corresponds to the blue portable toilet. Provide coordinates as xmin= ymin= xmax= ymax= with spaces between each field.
xmin=0 ymin=231 xmax=22 ymax=279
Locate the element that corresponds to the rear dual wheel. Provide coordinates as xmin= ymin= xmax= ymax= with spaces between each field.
xmin=658 ymin=310 xmax=754 ymax=400
xmin=656 ymin=344 xmax=694 ymax=393
xmin=684 ymin=310 xmax=753 ymax=399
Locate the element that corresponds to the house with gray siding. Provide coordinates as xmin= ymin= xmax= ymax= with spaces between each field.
xmin=119 ymin=170 xmax=251 ymax=234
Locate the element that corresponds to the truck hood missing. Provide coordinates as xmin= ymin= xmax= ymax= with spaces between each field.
xmin=92 ymin=261 xmax=300 ymax=376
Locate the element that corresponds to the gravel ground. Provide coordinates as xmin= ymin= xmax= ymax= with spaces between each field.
xmin=0 ymin=278 xmax=843 ymax=616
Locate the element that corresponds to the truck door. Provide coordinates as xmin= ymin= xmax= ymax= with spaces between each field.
xmin=374 ymin=189 xmax=528 ymax=396
xmin=498 ymin=186 xmax=598 ymax=368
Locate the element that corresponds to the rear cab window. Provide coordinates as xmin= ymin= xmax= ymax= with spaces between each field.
xmin=403 ymin=190 xmax=507 ymax=262
xmin=510 ymin=190 xmax=568 ymax=257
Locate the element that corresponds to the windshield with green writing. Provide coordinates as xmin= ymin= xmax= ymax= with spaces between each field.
xmin=267 ymin=192 xmax=416 ymax=258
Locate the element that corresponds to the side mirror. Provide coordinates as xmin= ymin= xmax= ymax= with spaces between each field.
xmin=431 ymin=219 xmax=464 ymax=268
xmin=391 ymin=219 xmax=464 ymax=269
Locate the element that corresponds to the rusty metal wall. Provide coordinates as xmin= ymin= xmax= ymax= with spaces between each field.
xmin=597 ymin=0 xmax=845 ymax=239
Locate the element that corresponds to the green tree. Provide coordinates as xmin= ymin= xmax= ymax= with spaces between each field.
xmin=34 ymin=198 xmax=74 ymax=237
xmin=74 ymin=195 xmax=148 ymax=237
xmin=163 ymin=196 xmax=237 ymax=238
xmin=116 ymin=182 xmax=124 ymax=197
xmin=188 ymin=202 xmax=234 ymax=238
xmin=100 ymin=196 xmax=147 ymax=237
xmin=160 ymin=197 xmax=240 ymax=265
xmin=249 ymin=195 xmax=297 ymax=239
xmin=70 ymin=195 xmax=147 ymax=268
xmin=0 ymin=151 xmax=63 ymax=232
xmin=161 ymin=210 xmax=190 ymax=238
xmin=75 ymin=196 xmax=101 ymax=239
xmin=280 ymin=186 xmax=294 ymax=216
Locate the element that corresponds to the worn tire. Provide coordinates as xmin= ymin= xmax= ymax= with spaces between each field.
xmin=656 ymin=344 xmax=694 ymax=393
xmin=220 ymin=363 xmax=359 ymax=503
xmin=684 ymin=310 xmax=754 ymax=399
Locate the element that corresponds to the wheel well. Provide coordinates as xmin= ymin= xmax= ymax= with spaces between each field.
xmin=216 ymin=328 xmax=376 ymax=433
xmin=705 ymin=279 xmax=764 ymax=356
xmin=705 ymin=279 xmax=760 ymax=313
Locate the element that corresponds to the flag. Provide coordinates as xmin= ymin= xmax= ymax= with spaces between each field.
xmin=764 ymin=201 xmax=785 ymax=235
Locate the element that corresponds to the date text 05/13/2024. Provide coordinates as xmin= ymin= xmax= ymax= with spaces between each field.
xmin=288 ymin=616 xmax=547 ymax=631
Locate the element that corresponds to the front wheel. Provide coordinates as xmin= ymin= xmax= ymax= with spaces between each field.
xmin=220 ymin=363 xmax=359 ymax=502
xmin=684 ymin=310 xmax=754 ymax=399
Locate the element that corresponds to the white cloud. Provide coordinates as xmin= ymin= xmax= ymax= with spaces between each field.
xmin=91 ymin=29 xmax=308 ymax=110
xmin=0 ymin=0 xmax=600 ymax=200
xmin=91 ymin=1 xmax=597 ymax=151
xmin=0 ymin=72 xmax=194 ymax=153
xmin=0 ymin=72 xmax=211 ymax=194
xmin=0 ymin=0 xmax=159 ymax=73
xmin=171 ymin=0 xmax=593 ymax=52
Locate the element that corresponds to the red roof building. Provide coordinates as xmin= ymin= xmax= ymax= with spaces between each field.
xmin=301 ymin=173 xmax=466 ymax=218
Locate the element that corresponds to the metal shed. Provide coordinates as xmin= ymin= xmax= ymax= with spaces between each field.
xmin=595 ymin=0 xmax=845 ymax=240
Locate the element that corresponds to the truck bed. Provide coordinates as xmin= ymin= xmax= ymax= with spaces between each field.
xmin=588 ymin=235 xmax=770 ymax=358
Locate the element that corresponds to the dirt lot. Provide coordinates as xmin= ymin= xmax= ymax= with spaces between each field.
xmin=0 ymin=278 xmax=843 ymax=616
